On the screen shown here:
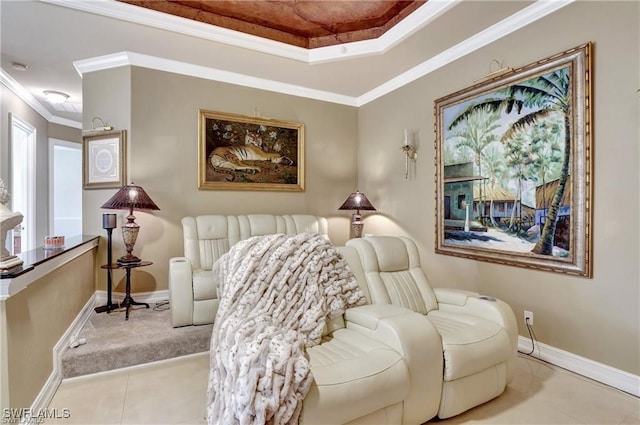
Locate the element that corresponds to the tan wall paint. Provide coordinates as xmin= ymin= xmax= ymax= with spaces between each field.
xmin=357 ymin=1 xmax=640 ymax=374
xmin=48 ymin=122 xmax=81 ymax=144
xmin=0 ymin=301 xmax=8 ymax=410
xmin=4 ymin=249 xmax=96 ymax=409
xmin=82 ymin=68 xmax=132 ymax=291
xmin=82 ymin=67 xmax=358 ymax=293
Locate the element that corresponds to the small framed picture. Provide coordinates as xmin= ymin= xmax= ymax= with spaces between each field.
xmin=82 ymin=130 xmax=127 ymax=189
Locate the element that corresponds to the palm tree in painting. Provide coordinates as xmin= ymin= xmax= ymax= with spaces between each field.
xmin=527 ymin=121 xmax=563 ymax=217
xmin=448 ymin=68 xmax=571 ymax=255
xmin=504 ymin=134 xmax=536 ymax=233
xmin=449 ymin=107 xmax=501 ymax=224
xmin=481 ymin=145 xmax=506 ymax=227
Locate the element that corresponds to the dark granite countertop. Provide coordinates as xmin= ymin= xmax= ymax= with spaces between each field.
xmin=0 ymin=235 xmax=99 ymax=279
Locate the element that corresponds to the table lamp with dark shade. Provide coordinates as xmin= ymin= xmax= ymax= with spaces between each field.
xmin=101 ymin=184 xmax=160 ymax=265
xmin=338 ymin=191 xmax=376 ymax=238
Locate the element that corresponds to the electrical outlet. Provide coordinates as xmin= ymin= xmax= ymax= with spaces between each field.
xmin=524 ymin=310 xmax=534 ymax=326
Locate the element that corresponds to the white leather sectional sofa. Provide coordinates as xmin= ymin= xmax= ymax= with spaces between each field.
xmin=168 ymin=214 xmax=517 ymax=424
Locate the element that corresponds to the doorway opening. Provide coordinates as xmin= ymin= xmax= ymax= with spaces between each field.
xmin=49 ymin=139 xmax=82 ymax=239
xmin=9 ymin=113 xmax=36 ymax=254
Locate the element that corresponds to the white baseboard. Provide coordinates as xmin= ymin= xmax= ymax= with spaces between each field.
xmin=23 ymin=292 xmax=98 ymax=425
xmin=94 ymin=289 xmax=169 ymax=306
xmin=518 ymin=336 xmax=640 ymax=397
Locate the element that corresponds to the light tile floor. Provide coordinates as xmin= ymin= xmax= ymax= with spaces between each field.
xmin=45 ymin=353 xmax=639 ymax=425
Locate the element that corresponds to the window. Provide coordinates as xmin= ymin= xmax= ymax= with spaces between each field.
xmin=457 ymin=194 xmax=466 ymax=209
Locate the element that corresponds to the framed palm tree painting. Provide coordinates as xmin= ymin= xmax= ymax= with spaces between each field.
xmin=434 ymin=43 xmax=593 ymax=277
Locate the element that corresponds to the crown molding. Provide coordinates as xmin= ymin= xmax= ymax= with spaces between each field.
xmin=74 ymin=52 xmax=360 ymax=107
xmin=357 ymin=0 xmax=575 ymax=105
xmin=12 ymin=0 xmax=574 ymax=125
xmin=307 ymin=0 xmax=460 ymax=64
xmin=73 ymin=0 xmax=574 ymax=108
xmin=44 ymin=0 xmax=461 ymax=64
xmin=1 ymin=68 xmax=49 ymax=117
xmin=0 ymin=69 xmax=82 ymax=129
xmin=73 ymin=51 xmax=131 ymax=77
xmin=42 ymin=0 xmax=308 ymax=63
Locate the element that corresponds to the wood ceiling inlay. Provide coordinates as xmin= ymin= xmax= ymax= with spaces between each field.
xmin=119 ymin=1 xmax=426 ymax=48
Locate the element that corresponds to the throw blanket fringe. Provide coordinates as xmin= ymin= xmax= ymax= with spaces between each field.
xmin=207 ymin=233 xmax=366 ymax=425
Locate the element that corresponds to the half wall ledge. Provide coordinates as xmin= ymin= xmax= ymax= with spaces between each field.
xmin=0 ymin=235 xmax=99 ymax=300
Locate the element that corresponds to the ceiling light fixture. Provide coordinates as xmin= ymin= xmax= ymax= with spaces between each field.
xmin=43 ymin=90 xmax=69 ymax=104
xmin=11 ymin=62 xmax=28 ymax=71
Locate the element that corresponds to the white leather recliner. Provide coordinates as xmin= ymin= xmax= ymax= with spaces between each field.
xmin=347 ymin=236 xmax=518 ymax=419
xmin=298 ymin=246 xmax=444 ymax=424
xmin=302 ymin=302 xmax=443 ymax=424
xmin=169 ymin=214 xmax=329 ymax=327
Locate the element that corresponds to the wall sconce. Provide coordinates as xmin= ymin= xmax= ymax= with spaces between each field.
xmin=82 ymin=117 xmax=114 ymax=135
xmin=401 ymin=129 xmax=417 ymax=179
xmin=90 ymin=117 xmax=113 ymax=132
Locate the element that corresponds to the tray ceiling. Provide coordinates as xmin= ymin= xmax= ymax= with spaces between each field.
xmin=118 ymin=0 xmax=425 ymax=48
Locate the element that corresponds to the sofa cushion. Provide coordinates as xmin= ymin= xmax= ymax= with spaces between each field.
xmin=336 ymin=246 xmax=371 ymax=303
xmin=193 ymin=298 xmax=219 ymax=325
xmin=366 ymin=237 xmax=410 ymax=272
xmin=183 ymin=215 xmax=232 ymax=270
xmin=193 ymin=270 xmax=216 ymax=301
xmin=304 ymin=328 xmax=408 ymax=424
xmin=380 ymin=270 xmax=432 ymax=314
xmin=427 ymin=310 xmax=511 ymax=381
xmin=322 ymin=315 xmax=345 ymax=337
xmin=347 ymin=236 xmax=439 ymax=313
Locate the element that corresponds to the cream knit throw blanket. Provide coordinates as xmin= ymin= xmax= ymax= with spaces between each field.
xmin=206 ymin=233 xmax=366 ymax=425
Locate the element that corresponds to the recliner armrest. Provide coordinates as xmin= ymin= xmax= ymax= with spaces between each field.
xmin=434 ymin=287 xmax=518 ymax=350
xmin=344 ymin=304 xmax=443 ymax=424
xmin=434 ymin=288 xmax=513 ymax=325
xmin=169 ymin=257 xmax=195 ymax=327
xmin=433 ymin=287 xmax=479 ymax=306
xmin=344 ymin=304 xmax=411 ymax=329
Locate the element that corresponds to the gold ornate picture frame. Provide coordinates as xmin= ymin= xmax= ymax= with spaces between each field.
xmin=198 ymin=110 xmax=305 ymax=191
xmin=82 ymin=130 xmax=127 ymax=189
xmin=434 ymin=43 xmax=593 ymax=277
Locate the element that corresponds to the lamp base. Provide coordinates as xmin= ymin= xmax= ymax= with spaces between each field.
xmin=350 ymin=212 xmax=364 ymax=238
xmin=94 ymin=303 xmax=120 ymax=313
xmin=117 ymin=254 xmax=142 ymax=265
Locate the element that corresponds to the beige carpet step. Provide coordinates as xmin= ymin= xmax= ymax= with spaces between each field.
xmin=60 ymin=305 xmax=212 ymax=378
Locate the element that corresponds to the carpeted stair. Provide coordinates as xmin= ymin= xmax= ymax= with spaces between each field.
xmin=60 ymin=305 xmax=212 ymax=378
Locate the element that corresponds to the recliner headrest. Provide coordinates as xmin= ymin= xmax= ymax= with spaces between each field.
xmin=366 ymin=237 xmax=410 ymax=272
